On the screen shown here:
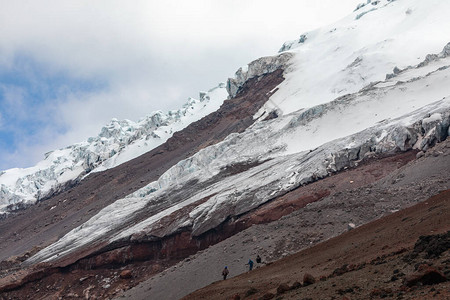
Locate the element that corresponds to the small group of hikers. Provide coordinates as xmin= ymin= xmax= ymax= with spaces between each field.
xmin=222 ymin=254 xmax=262 ymax=280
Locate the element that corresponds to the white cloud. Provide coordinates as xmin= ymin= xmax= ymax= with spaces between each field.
xmin=0 ymin=0 xmax=362 ymax=169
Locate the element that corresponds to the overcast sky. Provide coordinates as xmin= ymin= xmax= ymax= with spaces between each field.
xmin=0 ymin=0 xmax=361 ymax=171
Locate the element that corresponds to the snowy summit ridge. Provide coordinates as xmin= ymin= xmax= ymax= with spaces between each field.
xmin=0 ymin=83 xmax=227 ymax=214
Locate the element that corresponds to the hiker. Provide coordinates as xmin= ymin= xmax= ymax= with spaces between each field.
xmin=256 ymin=255 xmax=261 ymax=264
xmin=246 ymin=259 xmax=254 ymax=271
xmin=222 ymin=266 xmax=229 ymax=280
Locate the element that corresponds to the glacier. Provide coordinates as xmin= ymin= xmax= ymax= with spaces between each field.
xmin=28 ymin=43 xmax=450 ymax=263
xmin=0 ymin=84 xmax=228 ymax=214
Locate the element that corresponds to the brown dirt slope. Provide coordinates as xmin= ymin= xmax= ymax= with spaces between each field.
xmin=183 ymin=189 xmax=450 ymax=300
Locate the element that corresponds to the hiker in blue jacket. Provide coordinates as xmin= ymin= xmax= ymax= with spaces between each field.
xmin=246 ymin=259 xmax=254 ymax=271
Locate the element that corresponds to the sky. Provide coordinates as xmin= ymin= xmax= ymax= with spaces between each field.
xmin=0 ymin=0 xmax=361 ymax=171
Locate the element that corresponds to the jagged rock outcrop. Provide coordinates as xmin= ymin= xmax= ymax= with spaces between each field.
xmin=278 ymin=34 xmax=307 ymax=53
xmin=404 ymin=265 xmax=447 ymax=287
xmin=226 ymin=53 xmax=293 ymax=98
xmin=418 ymin=42 xmax=450 ymax=68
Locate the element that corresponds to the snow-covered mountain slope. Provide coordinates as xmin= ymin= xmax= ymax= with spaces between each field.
xmin=27 ymin=0 xmax=450 ymax=264
xmin=259 ymin=0 xmax=450 ymax=116
xmin=0 ymin=84 xmax=227 ymax=214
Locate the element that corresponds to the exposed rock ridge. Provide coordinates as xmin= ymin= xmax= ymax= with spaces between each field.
xmin=182 ymin=189 xmax=450 ymax=300
xmin=226 ymin=53 xmax=293 ymax=98
xmin=385 ymin=41 xmax=450 ymax=79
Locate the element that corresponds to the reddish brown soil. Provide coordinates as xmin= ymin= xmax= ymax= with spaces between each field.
xmin=241 ymin=150 xmax=417 ymax=225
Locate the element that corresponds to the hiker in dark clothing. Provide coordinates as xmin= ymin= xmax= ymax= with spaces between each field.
xmin=256 ymin=255 xmax=262 ymax=264
xmin=222 ymin=266 xmax=229 ymax=280
xmin=246 ymin=259 xmax=254 ymax=271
